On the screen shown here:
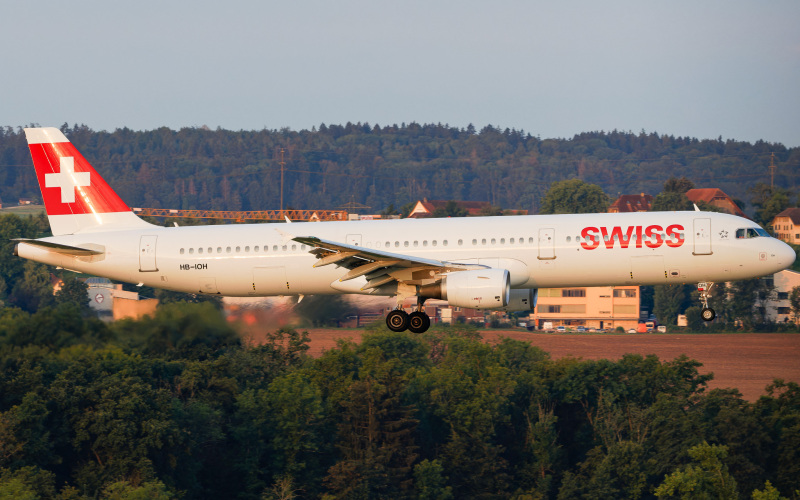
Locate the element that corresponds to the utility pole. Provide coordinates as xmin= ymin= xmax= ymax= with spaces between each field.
xmin=769 ymin=152 xmax=776 ymax=189
xmin=280 ymin=148 xmax=285 ymax=212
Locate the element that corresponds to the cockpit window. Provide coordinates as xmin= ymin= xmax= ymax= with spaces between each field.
xmin=736 ymin=227 xmax=770 ymax=239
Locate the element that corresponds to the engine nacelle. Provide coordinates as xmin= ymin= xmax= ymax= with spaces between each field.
xmin=431 ymin=268 xmax=510 ymax=310
xmin=501 ymin=288 xmax=538 ymax=312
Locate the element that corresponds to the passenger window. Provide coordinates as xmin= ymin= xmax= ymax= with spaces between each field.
xmin=217 ymin=247 xmax=222 ymax=253
xmin=282 ymin=245 xmax=287 ymax=251
xmin=482 ymin=238 xmax=487 ymax=245
xmin=566 ymin=236 xmax=571 ymax=242
xmin=472 ymin=239 xmax=477 ymax=245
xmin=510 ymin=238 xmax=515 ymax=244
xmin=198 ymin=248 xmax=204 ymax=254
xmin=443 ymin=240 xmax=448 ymax=246
xmin=432 ymin=240 xmax=438 ymax=246
xmin=500 ymin=238 xmax=505 ymax=244
xmin=395 ymin=241 xmax=399 ymax=247
xmin=458 ymin=239 xmax=463 ymax=245
xmin=245 ymin=246 xmax=250 ymax=252
xmin=236 ymin=246 xmax=241 ymax=252
xmin=208 ymin=247 xmax=212 ymax=254
xmin=404 ymin=241 xmax=409 ymax=247
xmin=188 ymin=248 xmax=194 ymax=255
xmin=491 ymin=238 xmax=496 ymax=245
xmin=423 ymin=240 xmax=428 ymax=247
xmin=528 ymin=237 xmax=534 ymax=244
xmin=413 ymin=241 xmax=418 ymax=247
xmin=273 ymin=245 xmax=278 ymax=251
xmin=226 ymin=247 xmax=231 ymax=253
xmin=254 ymin=246 xmax=259 ymax=252
xmin=180 ymin=248 xmax=185 ymax=255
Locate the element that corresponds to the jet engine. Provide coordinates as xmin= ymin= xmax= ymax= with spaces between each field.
xmin=501 ymin=288 xmax=538 ymax=312
xmin=420 ymin=268 xmax=510 ymax=310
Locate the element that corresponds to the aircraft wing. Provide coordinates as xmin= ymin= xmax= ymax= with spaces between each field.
xmin=292 ymin=235 xmax=486 ymax=289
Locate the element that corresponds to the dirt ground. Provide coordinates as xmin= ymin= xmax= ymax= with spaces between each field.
xmin=289 ymin=329 xmax=800 ymax=402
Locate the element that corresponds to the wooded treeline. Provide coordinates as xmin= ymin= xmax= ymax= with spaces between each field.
xmin=1 ymin=123 xmax=797 ymax=214
xmin=1 ymin=303 xmax=798 ymax=499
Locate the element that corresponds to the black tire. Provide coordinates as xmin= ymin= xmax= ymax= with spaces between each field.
xmin=386 ymin=310 xmax=409 ymax=332
xmin=701 ymin=307 xmax=716 ymax=322
xmin=408 ymin=311 xmax=431 ymax=334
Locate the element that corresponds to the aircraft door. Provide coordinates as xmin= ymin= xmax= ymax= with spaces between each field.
xmin=538 ymin=228 xmax=555 ymax=260
xmin=139 ymin=235 xmax=158 ymax=272
xmin=693 ymin=218 xmax=712 ymax=255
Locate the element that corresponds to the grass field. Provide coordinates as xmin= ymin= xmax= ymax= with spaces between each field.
xmin=243 ymin=328 xmax=800 ymax=402
xmin=0 ymin=204 xmax=45 ymax=217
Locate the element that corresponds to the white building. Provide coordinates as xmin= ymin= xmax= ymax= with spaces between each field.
xmin=765 ymin=270 xmax=800 ymax=323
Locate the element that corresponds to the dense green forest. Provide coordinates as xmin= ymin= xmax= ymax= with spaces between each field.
xmin=1 ymin=124 xmax=798 ymax=214
xmin=1 ymin=303 xmax=799 ymax=499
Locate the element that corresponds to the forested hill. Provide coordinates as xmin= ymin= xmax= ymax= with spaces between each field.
xmin=1 ymin=123 xmax=797 ymax=214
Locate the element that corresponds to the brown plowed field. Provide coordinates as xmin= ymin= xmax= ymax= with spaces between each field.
xmin=296 ymin=329 xmax=800 ymax=402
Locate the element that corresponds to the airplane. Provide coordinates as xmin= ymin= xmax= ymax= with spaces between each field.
xmin=13 ymin=127 xmax=796 ymax=333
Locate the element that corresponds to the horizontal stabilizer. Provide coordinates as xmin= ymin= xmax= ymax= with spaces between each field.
xmin=13 ymin=239 xmax=104 ymax=256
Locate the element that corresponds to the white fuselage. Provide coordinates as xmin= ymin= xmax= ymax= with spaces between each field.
xmin=17 ymin=211 xmax=795 ymax=298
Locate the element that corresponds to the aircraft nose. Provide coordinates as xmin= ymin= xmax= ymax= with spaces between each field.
xmin=774 ymin=239 xmax=797 ymax=270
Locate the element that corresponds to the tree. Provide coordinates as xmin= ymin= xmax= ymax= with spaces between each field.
xmin=8 ymin=261 xmax=55 ymax=313
xmin=750 ymin=183 xmax=793 ymax=228
xmin=663 ymin=177 xmax=695 ymax=194
xmin=651 ymin=192 xmax=693 ymax=212
xmin=54 ymin=273 xmax=92 ymax=316
xmin=654 ymin=442 xmax=739 ymax=499
xmin=790 ymin=286 xmax=800 ymax=324
xmin=431 ymin=201 xmax=468 ymax=218
xmin=539 ymin=179 xmax=609 ymax=214
xmin=653 ymin=284 xmax=691 ymax=326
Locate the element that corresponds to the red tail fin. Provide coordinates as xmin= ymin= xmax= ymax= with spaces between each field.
xmin=25 ymin=127 xmax=149 ymax=235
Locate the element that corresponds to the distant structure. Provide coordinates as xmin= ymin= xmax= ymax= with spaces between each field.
xmin=685 ymin=188 xmax=747 ymax=218
xmin=608 ymin=193 xmax=653 ymax=213
xmin=407 ymin=198 xmax=528 ymax=218
xmin=608 ymin=189 xmax=746 ymax=218
xmin=85 ymin=277 xmax=158 ymax=321
xmin=771 ymin=208 xmax=800 ymax=244
xmin=18 ymin=198 xmax=34 ymax=205
xmin=531 ymin=285 xmax=641 ymax=331
xmin=763 ymin=269 xmax=800 ymax=323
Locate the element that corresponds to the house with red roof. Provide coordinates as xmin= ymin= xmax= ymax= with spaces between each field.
xmin=771 ymin=208 xmax=800 ymax=244
xmin=608 ymin=193 xmax=653 ymax=213
xmin=685 ymin=188 xmax=747 ymax=218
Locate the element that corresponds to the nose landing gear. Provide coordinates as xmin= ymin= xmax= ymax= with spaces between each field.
xmin=698 ymin=282 xmax=716 ymax=321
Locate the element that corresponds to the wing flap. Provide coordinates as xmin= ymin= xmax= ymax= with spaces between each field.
xmin=293 ymin=235 xmax=488 ymax=289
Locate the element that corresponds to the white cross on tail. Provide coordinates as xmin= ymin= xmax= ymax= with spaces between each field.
xmin=45 ymin=157 xmax=91 ymax=203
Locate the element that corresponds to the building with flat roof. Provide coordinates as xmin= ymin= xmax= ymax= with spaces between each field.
xmin=531 ymin=285 xmax=641 ymax=330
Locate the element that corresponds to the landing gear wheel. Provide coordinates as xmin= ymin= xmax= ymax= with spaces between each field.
xmin=701 ymin=307 xmax=716 ymax=322
xmin=408 ymin=311 xmax=431 ymax=334
xmin=386 ymin=310 xmax=409 ymax=332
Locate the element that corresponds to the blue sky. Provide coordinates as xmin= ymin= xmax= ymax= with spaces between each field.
xmin=2 ymin=1 xmax=798 ymax=146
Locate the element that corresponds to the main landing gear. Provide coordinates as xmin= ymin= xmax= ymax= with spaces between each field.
xmin=386 ymin=297 xmax=431 ymax=333
xmin=698 ymin=282 xmax=716 ymax=321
